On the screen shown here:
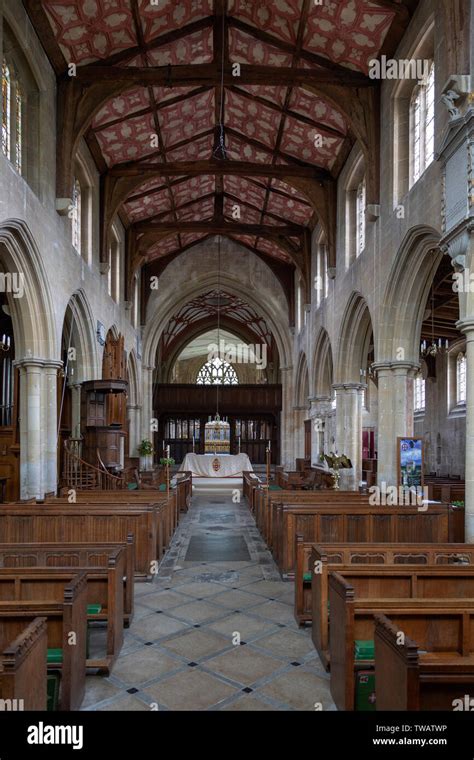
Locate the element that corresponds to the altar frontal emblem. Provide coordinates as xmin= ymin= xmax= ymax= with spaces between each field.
xmin=212 ymin=458 xmax=220 ymax=472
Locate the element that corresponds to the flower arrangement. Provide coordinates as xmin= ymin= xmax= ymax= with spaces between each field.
xmin=138 ymin=439 xmax=154 ymax=456
xmin=160 ymin=457 xmax=175 ymax=467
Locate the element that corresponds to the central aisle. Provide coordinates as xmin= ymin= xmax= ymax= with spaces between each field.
xmin=83 ymin=492 xmax=335 ymax=711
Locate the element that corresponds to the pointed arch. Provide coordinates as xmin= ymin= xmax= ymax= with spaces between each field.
xmin=312 ymin=327 xmax=334 ymax=398
xmin=60 ymin=289 xmax=99 ymax=383
xmin=294 ymin=351 xmax=310 ymax=408
xmin=336 ymin=292 xmax=373 ymax=384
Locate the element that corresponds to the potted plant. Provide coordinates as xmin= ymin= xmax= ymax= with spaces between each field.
xmin=138 ymin=439 xmax=154 ymax=472
xmin=159 ymin=456 xmax=175 ymax=467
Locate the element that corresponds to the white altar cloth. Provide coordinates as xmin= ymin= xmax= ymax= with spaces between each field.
xmin=179 ymin=453 xmax=253 ymax=478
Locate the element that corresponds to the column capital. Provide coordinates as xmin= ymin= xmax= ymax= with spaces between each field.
xmin=309 ymin=395 xmax=331 ymax=404
xmin=332 ymin=382 xmax=366 ymax=392
xmin=456 ymin=318 xmax=474 ymax=336
xmin=13 ymin=357 xmax=63 ymax=371
xmin=372 ymin=360 xmax=420 ymax=375
xmin=280 ymin=365 xmax=293 ymax=373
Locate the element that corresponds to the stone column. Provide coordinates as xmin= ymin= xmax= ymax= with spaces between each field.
xmin=333 ymin=383 xmax=365 ymax=489
xmin=309 ymin=395 xmax=332 ymax=465
xmin=457 ymin=319 xmax=474 ymax=540
xmin=293 ymin=405 xmax=309 ymax=460
xmin=43 ymin=361 xmax=62 ymax=495
xmin=127 ymin=403 xmax=141 ymax=458
xmin=280 ymin=366 xmax=293 ymax=469
xmin=373 ymin=361 xmax=419 ymax=488
xmin=16 ymin=359 xmax=43 ymax=500
xmin=141 ymin=365 xmax=155 ymax=443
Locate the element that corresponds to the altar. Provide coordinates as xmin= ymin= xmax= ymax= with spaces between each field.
xmin=179 ymin=452 xmax=253 ymax=478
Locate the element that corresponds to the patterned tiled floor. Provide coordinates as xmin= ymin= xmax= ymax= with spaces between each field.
xmin=82 ymin=492 xmax=335 ymax=711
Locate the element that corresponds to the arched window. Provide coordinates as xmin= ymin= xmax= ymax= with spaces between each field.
xmin=15 ymin=83 xmax=22 ymax=173
xmin=410 ymin=62 xmax=435 ymax=186
xmin=196 ymin=357 xmax=238 ymax=385
xmin=356 ymin=176 xmax=366 ymax=256
xmin=2 ymin=60 xmax=11 ymax=159
xmin=456 ymin=352 xmax=466 ymax=404
xmin=414 ymin=373 xmax=425 ymax=411
xmin=71 ymin=179 xmax=81 ymax=253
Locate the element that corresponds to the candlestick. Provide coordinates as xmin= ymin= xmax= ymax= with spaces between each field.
xmin=162 ymin=440 xmax=165 ymax=452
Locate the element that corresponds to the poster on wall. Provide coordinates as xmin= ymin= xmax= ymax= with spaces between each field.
xmin=397 ymin=437 xmax=424 ymax=488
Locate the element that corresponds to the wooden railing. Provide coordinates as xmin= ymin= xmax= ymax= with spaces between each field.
xmin=62 ymin=439 xmax=124 ymax=491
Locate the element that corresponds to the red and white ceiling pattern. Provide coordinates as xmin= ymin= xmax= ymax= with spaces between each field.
xmin=161 ymin=290 xmax=274 ymax=358
xmin=39 ymin=0 xmax=399 ymax=265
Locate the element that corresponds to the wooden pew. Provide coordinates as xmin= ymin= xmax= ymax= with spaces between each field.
xmin=52 ymin=490 xmax=178 ymax=554
xmin=328 ymin=571 xmax=474 ymax=710
xmin=293 ymin=537 xmax=474 ymax=626
xmin=0 ymin=617 xmax=47 ymax=710
xmin=0 ymin=563 xmax=124 ymax=673
xmin=175 ymin=472 xmax=192 ymax=512
xmin=0 ymin=573 xmax=87 ymax=710
xmin=275 ymin=502 xmax=464 ymax=576
xmin=314 ymin=563 xmax=474 ymax=669
xmin=243 ymin=471 xmax=260 ymax=511
xmin=0 ymin=505 xmax=157 ymax=578
xmin=0 ymin=539 xmax=135 ymax=625
xmin=374 ymin=613 xmax=474 ymax=711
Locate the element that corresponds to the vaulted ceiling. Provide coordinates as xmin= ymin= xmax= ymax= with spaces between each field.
xmin=25 ymin=0 xmax=417 ymax=308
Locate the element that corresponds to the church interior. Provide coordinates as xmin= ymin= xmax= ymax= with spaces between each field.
xmin=0 ymin=0 xmax=472 ymax=717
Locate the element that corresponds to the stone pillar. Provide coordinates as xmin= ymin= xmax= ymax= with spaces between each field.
xmin=333 ymin=383 xmax=365 ymax=489
xmin=309 ymin=395 xmax=332 ymax=465
xmin=457 ymin=319 xmax=474 ymax=540
xmin=141 ymin=365 xmax=155 ymax=443
xmin=293 ymin=405 xmax=308 ymax=460
xmin=127 ymin=404 xmax=141 ymax=458
xmin=373 ymin=361 xmax=418 ymax=488
xmin=280 ymin=366 xmax=293 ymax=469
xmin=43 ymin=361 xmax=61 ymax=495
xmin=16 ymin=359 xmax=42 ymax=500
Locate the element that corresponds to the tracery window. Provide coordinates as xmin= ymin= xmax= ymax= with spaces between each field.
xmin=410 ymin=62 xmax=435 ymax=186
xmin=2 ymin=58 xmax=23 ymax=174
xmin=2 ymin=60 xmax=11 ymax=159
xmin=71 ymin=179 xmax=81 ymax=252
xmin=457 ymin=352 xmax=467 ymax=404
xmin=196 ymin=357 xmax=238 ymax=385
xmin=414 ymin=373 xmax=426 ymax=411
xmin=356 ymin=176 xmax=366 ymax=256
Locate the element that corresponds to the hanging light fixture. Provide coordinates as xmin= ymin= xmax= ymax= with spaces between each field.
xmin=420 ymin=284 xmax=449 ymax=358
xmin=0 ymin=334 xmax=11 ymax=353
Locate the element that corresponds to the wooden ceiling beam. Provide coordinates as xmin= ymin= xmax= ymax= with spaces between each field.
xmin=109 ymin=160 xmax=329 ymax=180
xmin=72 ymin=63 xmax=373 ymax=88
xmin=135 ymin=220 xmax=305 ymax=237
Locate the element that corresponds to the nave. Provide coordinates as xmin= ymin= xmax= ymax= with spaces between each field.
xmin=83 ymin=491 xmax=334 ymax=712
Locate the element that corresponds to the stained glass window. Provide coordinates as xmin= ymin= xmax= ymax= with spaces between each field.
xmin=425 ymin=63 xmax=435 ymax=168
xmin=15 ymin=84 xmax=22 ymax=174
xmin=411 ymin=62 xmax=435 ymax=186
xmin=414 ymin=373 xmax=425 ymax=411
xmin=2 ymin=60 xmax=11 ymax=159
xmin=457 ymin=353 xmax=467 ymax=404
xmin=196 ymin=357 xmax=238 ymax=385
xmin=356 ymin=177 xmax=366 ymax=256
xmin=71 ymin=179 xmax=81 ymax=252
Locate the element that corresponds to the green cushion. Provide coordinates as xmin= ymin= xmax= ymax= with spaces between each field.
xmin=47 ymin=648 xmax=63 ymax=665
xmin=127 ymin=482 xmax=138 ymax=490
xmin=355 ymin=670 xmax=376 ymax=711
xmin=303 ymin=572 xmax=312 ymax=582
xmin=47 ymin=672 xmax=60 ymax=712
xmin=87 ymin=604 xmax=102 ymax=615
xmin=159 ymin=483 xmax=167 ymax=491
xmin=354 ymin=640 xmax=375 ymax=661
xmin=269 ymin=485 xmax=282 ymax=491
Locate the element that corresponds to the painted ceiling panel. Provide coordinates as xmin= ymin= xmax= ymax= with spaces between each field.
xmin=138 ymin=0 xmax=213 ymax=44
xmin=256 ymin=237 xmax=292 ymax=263
xmin=146 ymin=236 xmax=181 ymax=259
xmin=225 ymin=89 xmax=281 ymax=150
xmin=43 ymin=0 xmax=136 ymax=64
xmin=166 ymin=132 xmax=214 ymax=162
xmin=146 ymin=29 xmax=213 ymax=65
xmin=229 ymin=234 xmax=257 ymax=250
xmin=280 ymin=114 xmax=344 ymax=168
xmin=265 ymin=190 xmax=313 ymax=226
xmin=153 ymin=86 xmax=200 ymax=105
xmin=92 ymin=87 xmax=151 ymax=129
xmin=302 ymin=0 xmax=395 ymax=74
xmin=225 ymin=132 xmax=274 ymax=164
xmin=125 ymin=186 xmax=172 ymax=222
xmin=223 ymin=196 xmax=260 ymax=225
xmin=229 ymin=27 xmax=293 ymax=66
xmin=223 ymin=176 xmax=267 ymax=209
xmin=289 ymin=88 xmax=347 ymax=135
xmin=235 ymin=85 xmax=288 ymax=107
xmin=158 ymin=89 xmax=215 ymax=148
xmin=229 ymin=0 xmax=301 ymax=45
xmin=179 ymin=233 xmax=208 ymax=248
xmin=176 ymin=197 xmax=215 ymax=222
xmin=95 ymin=111 xmax=156 ymax=166
xmin=172 ymin=176 xmax=215 ymax=208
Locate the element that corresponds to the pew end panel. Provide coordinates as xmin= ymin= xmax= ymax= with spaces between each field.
xmin=0 ymin=616 xmax=48 ymax=710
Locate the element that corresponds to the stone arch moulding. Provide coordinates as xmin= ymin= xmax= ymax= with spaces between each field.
xmin=0 ymin=220 xmax=56 ymax=360
xmin=294 ymin=351 xmax=310 ymax=408
xmin=60 ymin=289 xmax=100 ymax=383
xmin=378 ymin=225 xmax=442 ymax=363
xmin=127 ymin=348 xmax=140 ymax=408
xmin=142 ymin=274 xmax=293 ymax=377
xmin=335 ymin=291 xmax=374 ymax=385
xmin=312 ymin=327 xmax=334 ymax=399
